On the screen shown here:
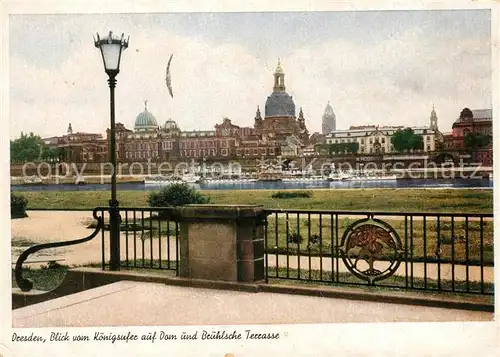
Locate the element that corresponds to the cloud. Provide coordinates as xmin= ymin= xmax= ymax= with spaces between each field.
xmin=9 ymin=14 xmax=491 ymax=140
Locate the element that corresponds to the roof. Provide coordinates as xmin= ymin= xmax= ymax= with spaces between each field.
xmin=265 ymin=91 xmax=296 ymax=118
xmin=472 ymin=109 xmax=492 ymax=120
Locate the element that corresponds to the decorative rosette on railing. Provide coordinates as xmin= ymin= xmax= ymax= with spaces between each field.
xmin=339 ymin=215 xmax=404 ymax=284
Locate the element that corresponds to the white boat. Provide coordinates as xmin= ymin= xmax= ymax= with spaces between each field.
xmin=346 ymin=173 xmax=398 ymax=181
xmin=327 ymin=171 xmax=352 ymax=181
xmin=181 ymin=173 xmax=202 ymax=183
xmin=282 ymin=176 xmax=327 ymax=182
xmin=144 ymin=175 xmax=180 ymax=185
xmin=204 ymin=178 xmax=258 ymax=184
xmin=23 ymin=176 xmax=43 ymax=184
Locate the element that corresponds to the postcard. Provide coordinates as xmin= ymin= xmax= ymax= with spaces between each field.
xmin=2 ymin=1 xmax=499 ymax=356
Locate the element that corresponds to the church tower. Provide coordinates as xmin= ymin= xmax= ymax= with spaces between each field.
xmin=322 ymin=102 xmax=336 ymax=134
xmin=67 ymin=123 xmax=73 ymax=135
xmin=430 ymin=104 xmax=438 ymax=130
xmin=254 ymin=106 xmax=263 ymax=130
xmin=273 ymin=59 xmax=286 ymax=92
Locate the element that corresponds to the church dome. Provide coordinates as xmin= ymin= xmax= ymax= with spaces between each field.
xmin=264 ymin=59 xmax=295 ymax=118
xmin=134 ymin=102 xmax=158 ymax=132
xmin=163 ymin=118 xmax=179 ymax=131
xmin=265 ymin=91 xmax=296 ymax=118
xmin=324 ymin=102 xmax=335 ymax=116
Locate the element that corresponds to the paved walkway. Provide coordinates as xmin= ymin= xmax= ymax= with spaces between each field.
xmin=12 ymin=281 xmax=493 ymax=328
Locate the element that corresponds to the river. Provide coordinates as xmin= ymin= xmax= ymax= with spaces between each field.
xmin=10 ymin=178 xmax=493 ymax=192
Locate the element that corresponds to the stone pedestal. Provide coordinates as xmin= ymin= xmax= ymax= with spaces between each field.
xmin=175 ymin=205 xmax=266 ymax=283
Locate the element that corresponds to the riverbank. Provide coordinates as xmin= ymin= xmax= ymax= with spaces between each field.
xmin=11 ymin=175 xmax=145 ymax=185
xmin=17 ymin=188 xmax=493 ymax=212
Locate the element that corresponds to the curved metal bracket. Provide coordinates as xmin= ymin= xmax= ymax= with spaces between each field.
xmin=14 ymin=208 xmax=104 ymax=292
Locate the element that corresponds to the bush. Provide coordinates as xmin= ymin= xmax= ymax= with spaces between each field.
xmin=271 ymin=190 xmax=313 ymax=199
xmin=287 ymin=231 xmax=303 ymax=244
xmin=309 ymin=233 xmax=321 ymax=245
xmin=148 ymin=183 xmax=210 ymax=209
xmin=11 ymin=192 xmax=28 ymax=219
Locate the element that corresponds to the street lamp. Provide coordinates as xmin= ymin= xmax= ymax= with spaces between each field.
xmin=94 ymin=31 xmax=129 ymax=271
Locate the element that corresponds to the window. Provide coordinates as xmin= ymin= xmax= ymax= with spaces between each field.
xmin=381 ymin=138 xmax=385 ymax=144
xmin=426 ymin=136 xmax=430 ymax=141
xmin=361 ymin=139 xmax=364 ymax=144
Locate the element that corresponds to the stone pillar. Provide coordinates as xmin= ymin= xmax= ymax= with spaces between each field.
xmin=175 ymin=205 xmax=266 ymax=283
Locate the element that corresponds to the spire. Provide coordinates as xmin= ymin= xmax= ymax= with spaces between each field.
xmin=255 ymin=105 xmax=262 ymax=120
xmin=298 ymin=107 xmax=304 ymax=120
xmin=430 ymin=103 xmax=438 ymax=130
xmin=324 ymin=101 xmax=334 ymax=116
xmin=144 ymin=100 xmax=148 ymax=111
xmin=273 ymin=59 xmax=286 ymax=92
xmin=275 ymin=58 xmax=284 ymax=74
xmin=67 ymin=123 xmax=73 ymax=135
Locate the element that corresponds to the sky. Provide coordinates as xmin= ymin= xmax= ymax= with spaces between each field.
xmin=8 ymin=9 xmax=492 ymax=139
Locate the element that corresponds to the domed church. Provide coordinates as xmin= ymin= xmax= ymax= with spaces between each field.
xmin=134 ymin=101 xmax=159 ymax=132
xmin=256 ymin=60 xmax=309 ymax=143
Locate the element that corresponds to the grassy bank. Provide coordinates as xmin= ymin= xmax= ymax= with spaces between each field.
xmin=20 ymin=188 xmax=493 ymax=213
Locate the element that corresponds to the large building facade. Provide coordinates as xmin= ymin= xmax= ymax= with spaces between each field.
xmin=112 ymin=60 xmax=311 ymax=163
xmin=44 ymin=123 xmax=108 ymax=163
xmin=323 ymin=107 xmax=443 ymax=154
xmin=443 ymin=108 xmax=493 ymax=166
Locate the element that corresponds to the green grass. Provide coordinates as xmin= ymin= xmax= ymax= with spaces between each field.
xmin=19 ymin=188 xmax=493 ymax=213
xmin=12 ymin=263 xmax=69 ymax=291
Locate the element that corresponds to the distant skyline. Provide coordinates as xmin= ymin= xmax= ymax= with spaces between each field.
xmin=9 ymin=10 xmax=492 ymax=139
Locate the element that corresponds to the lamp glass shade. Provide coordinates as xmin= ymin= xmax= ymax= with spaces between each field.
xmin=95 ymin=31 xmax=129 ymax=73
xmin=100 ymin=43 xmax=122 ymax=71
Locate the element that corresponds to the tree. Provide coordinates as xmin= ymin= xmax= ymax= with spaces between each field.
xmin=464 ymin=132 xmax=492 ymax=149
xmin=391 ymin=128 xmax=423 ymax=153
xmin=41 ymin=147 xmax=61 ymax=162
xmin=10 ymin=132 xmax=46 ymax=163
xmin=347 ymin=142 xmax=359 ymax=154
xmin=409 ymin=133 xmax=423 ymax=151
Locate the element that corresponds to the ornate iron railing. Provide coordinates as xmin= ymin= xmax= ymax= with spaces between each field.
xmin=15 ymin=207 xmax=493 ymax=296
xmin=94 ymin=206 xmax=180 ymax=273
xmin=14 ymin=208 xmax=104 ymax=291
xmin=263 ymin=209 xmax=494 ymax=295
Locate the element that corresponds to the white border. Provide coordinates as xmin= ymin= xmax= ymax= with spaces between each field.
xmin=1 ymin=1 xmax=498 ymax=357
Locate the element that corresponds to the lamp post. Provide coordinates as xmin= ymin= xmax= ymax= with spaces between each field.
xmin=94 ymin=31 xmax=129 ymax=271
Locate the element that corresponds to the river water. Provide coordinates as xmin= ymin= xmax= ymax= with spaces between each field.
xmin=11 ymin=178 xmax=493 ymax=192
